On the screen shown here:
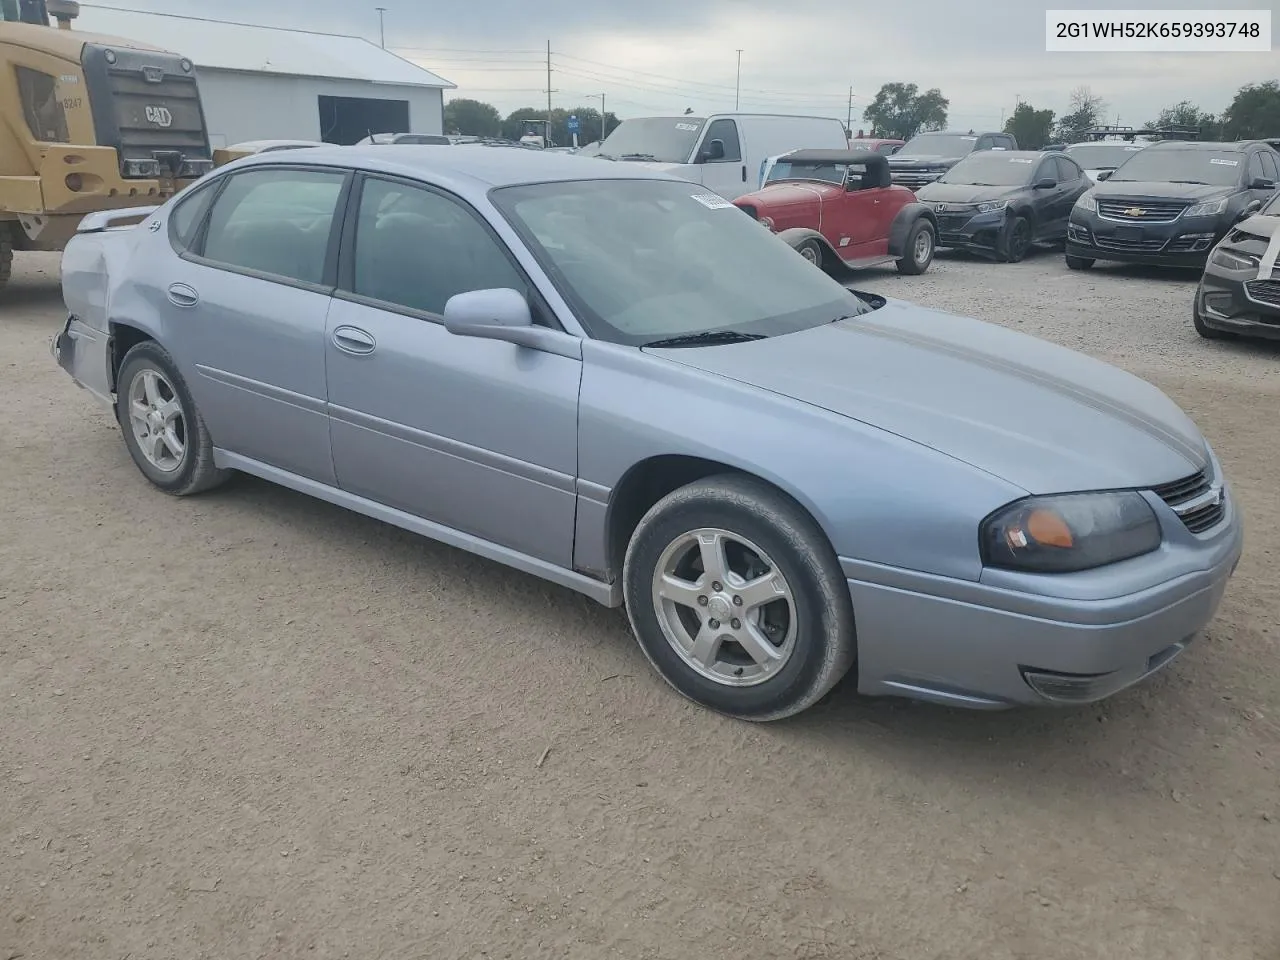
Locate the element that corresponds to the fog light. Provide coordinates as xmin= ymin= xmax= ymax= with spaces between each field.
xmin=1020 ymin=668 xmax=1128 ymax=703
xmin=104 ymin=49 xmax=117 ymax=64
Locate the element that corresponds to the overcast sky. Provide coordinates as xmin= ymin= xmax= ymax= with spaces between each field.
xmin=82 ymin=1 xmax=1276 ymax=129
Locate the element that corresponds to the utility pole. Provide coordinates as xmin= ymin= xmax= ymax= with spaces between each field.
xmin=541 ymin=40 xmax=558 ymax=147
xmin=375 ymin=7 xmax=386 ymax=48
xmin=587 ymin=93 xmax=606 ymax=141
xmin=735 ymin=49 xmax=743 ymax=110
xmin=846 ymin=86 xmax=853 ymax=136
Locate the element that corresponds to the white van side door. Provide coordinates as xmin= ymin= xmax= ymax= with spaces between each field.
xmin=693 ymin=118 xmax=749 ymax=199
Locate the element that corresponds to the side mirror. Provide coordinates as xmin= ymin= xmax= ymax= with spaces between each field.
xmin=444 ymin=288 xmax=539 ymax=346
xmin=1033 ymin=177 xmax=1056 ymax=189
xmin=1095 ymin=170 xmax=1112 ymax=181
xmin=1240 ymin=200 xmax=1263 ymax=218
xmin=1250 ymin=177 xmax=1276 ymax=190
xmin=698 ymin=138 xmax=726 ymax=162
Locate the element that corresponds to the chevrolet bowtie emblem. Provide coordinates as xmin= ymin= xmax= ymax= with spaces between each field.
xmin=1124 ymin=207 xmax=1145 ymax=217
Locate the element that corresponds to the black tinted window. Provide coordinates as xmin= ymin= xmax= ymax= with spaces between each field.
xmin=1054 ymin=156 xmax=1082 ymax=181
xmin=701 ymin=119 xmax=742 ymax=162
xmin=201 ymin=168 xmax=345 ymax=284
xmin=1260 ymin=150 xmax=1280 ymax=182
xmin=1109 ymin=149 xmax=1245 ymax=186
xmin=351 ymin=177 xmax=525 ymax=315
xmin=168 ymin=181 xmax=218 ymax=252
xmin=16 ymin=66 xmax=68 ymax=143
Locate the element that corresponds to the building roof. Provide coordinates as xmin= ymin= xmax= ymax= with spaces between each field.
xmin=74 ymin=6 xmax=454 ymax=89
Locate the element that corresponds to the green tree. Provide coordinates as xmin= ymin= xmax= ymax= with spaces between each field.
xmin=1003 ymin=103 xmax=1055 ymax=150
xmin=502 ymin=106 xmax=619 ymax=146
xmin=1053 ymin=86 xmax=1107 ymax=142
xmin=443 ymin=98 xmax=502 ymax=137
xmin=861 ymin=83 xmax=949 ymax=140
xmin=1221 ymin=80 xmax=1280 ymax=140
xmin=1143 ymin=100 xmax=1221 ymax=139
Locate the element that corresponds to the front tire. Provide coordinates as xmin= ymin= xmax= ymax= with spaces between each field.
xmin=115 ymin=341 xmax=231 ymax=496
xmin=795 ymin=238 xmax=824 ymax=270
xmin=1002 ymin=214 xmax=1032 ymax=263
xmin=896 ymin=219 xmax=935 ymax=275
xmin=622 ymin=474 xmax=856 ymax=721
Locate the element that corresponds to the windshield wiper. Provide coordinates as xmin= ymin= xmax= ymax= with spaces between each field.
xmin=1168 ymin=179 xmax=1208 ymax=185
xmin=595 ymin=153 xmax=617 ymax=161
xmin=642 ymin=330 xmax=767 ymax=348
xmin=619 ymin=153 xmax=659 ymax=161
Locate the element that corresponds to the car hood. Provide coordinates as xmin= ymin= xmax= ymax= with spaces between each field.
xmin=1092 ymin=180 xmax=1235 ymax=202
xmin=737 ymin=182 xmax=840 ymax=208
xmin=645 ymin=299 xmax=1208 ymax=493
xmin=914 ymin=182 xmax=1025 ymax=204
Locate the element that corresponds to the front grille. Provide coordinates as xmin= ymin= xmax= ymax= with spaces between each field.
xmin=1097 ymin=199 xmax=1188 ymax=223
xmin=891 ymin=169 xmax=943 ymax=188
xmin=1245 ymin=279 xmax=1280 ymax=308
xmin=1153 ymin=469 xmax=1225 ymax=534
xmin=1093 ymin=235 xmax=1167 ymax=252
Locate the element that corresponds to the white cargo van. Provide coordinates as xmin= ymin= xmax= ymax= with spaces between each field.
xmin=592 ymin=113 xmax=850 ymax=200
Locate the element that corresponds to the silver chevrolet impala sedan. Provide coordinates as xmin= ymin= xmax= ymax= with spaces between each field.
xmin=53 ymin=146 xmax=1243 ymax=721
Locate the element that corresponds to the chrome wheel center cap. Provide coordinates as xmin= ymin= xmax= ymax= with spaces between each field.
xmin=708 ymin=595 xmax=732 ymax=621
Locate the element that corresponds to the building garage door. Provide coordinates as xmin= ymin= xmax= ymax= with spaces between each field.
xmin=318 ymin=95 xmax=410 ymax=145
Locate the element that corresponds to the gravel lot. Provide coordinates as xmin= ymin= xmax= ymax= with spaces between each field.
xmin=2 ymin=247 xmax=1279 ymax=960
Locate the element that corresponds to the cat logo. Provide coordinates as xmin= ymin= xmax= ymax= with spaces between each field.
xmin=1124 ymin=207 xmax=1146 ymax=217
xmin=145 ymin=105 xmax=173 ymax=128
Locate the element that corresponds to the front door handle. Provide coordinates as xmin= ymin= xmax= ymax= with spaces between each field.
xmin=167 ymin=283 xmax=199 ymax=307
xmin=332 ymin=325 xmax=376 ymax=355
xmin=741 ymin=164 xmax=747 ymax=182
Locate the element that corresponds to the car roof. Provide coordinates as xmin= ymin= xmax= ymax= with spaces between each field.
xmin=1145 ymin=140 xmax=1249 ymax=151
xmin=957 ymin=150 xmax=1046 ymax=161
xmin=227 ymin=143 xmax=675 ymax=193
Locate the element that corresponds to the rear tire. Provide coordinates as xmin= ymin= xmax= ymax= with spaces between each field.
xmin=622 ymin=474 xmax=856 ymax=721
xmin=1065 ymin=253 xmax=1094 ymax=270
xmin=896 ymin=219 xmax=935 ymax=275
xmin=115 ymin=340 xmax=231 ymax=496
xmin=795 ymin=238 xmax=824 ymax=270
xmin=0 ymin=224 xmax=14 ymax=292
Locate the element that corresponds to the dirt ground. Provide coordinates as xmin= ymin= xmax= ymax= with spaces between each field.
xmin=2 ymin=248 xmax=1278 ymax=960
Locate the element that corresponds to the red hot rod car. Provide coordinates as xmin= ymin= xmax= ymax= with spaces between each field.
xmin=733 ymin=150 xmax=937 ymax=275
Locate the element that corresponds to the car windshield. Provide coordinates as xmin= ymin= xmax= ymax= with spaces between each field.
xmin=596 ymin=117 xmax=705 ymax=163
xmin=765 ymin=160 xmax=848 ymax=186
xmin=1065 ymin=142 xmax=1146 ymax=170
xmin=899 ymin=133 xmax=978 ymax=156
xmin=938 ymin=152 xmax=1036 ymax=186
xmin=1108 ymin=148 xmax=1245 ymax=185
xmin=490 ymin=178 xmax=871 ymax=346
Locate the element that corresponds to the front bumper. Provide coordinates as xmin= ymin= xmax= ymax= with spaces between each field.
xmin=929 ymin=208 xmax=1008 ymax=254
xmin=1066 ymin=213 xmax=1222 ymax=267
xmin=1196 ymin=266 xmax=1280 ymax=340
xmin=846 ymin=477 xmax=1243 ymax=709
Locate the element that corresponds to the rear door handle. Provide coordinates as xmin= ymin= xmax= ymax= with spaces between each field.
xmin=167 ymin=283 xmax=199 ymax=307
xmin=332 ymin=325 xmax=376 ymax=355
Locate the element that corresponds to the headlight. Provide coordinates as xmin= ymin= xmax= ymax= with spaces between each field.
xmin=976 ymin=199 xmax=1008 ymax=213
xmin=981 ymin=492 xmax=1161 ymax=573
xmin=1211 ymin=247 xmax=1259 ymax=270
xmin=1075 ymin=192 xmax=1097 ymax=213
xmin=1186 ymin=197 xmax=1228 ymax=218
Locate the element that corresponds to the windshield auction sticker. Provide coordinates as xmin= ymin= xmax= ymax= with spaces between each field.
xmin=1045 ymin=9 xmax=1270 ymax=51
xmin=691 ymin=193 xmax=735 ymax=210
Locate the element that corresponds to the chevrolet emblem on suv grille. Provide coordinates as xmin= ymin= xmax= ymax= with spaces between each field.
xmin=1124 ymin=207 xmax=1145 ymax=217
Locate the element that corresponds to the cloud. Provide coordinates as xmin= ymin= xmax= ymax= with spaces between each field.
xmin=83 ymin=0 xmax=1277 ymax=127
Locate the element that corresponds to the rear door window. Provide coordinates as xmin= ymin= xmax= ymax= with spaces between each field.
xmin=1259 ymin=150 xmax=1280 ymax=182
xmin=1053 ymin=155 xmax=1082 ymax=182
xmin=198 ymin=168 xmax=347 ymax=286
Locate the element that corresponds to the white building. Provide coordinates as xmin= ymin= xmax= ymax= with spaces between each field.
xmin=74 ymin=7 xmax=454 ymax=148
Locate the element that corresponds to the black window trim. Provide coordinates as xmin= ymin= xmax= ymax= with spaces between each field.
xmin=175 ymin=162 xmax=353 ymax=296
xmin=1032 ymin=157 xmax=1057 ymax=184
xmin=699 ymin=118 xmax=742 ymax=163
xmin=166 ymin=177 xmax=221 ymax=255
xmin=332 ymin=169 xmax=566 ymax=333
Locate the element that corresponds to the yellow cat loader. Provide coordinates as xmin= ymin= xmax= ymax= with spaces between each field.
xmin=0 ymin=0 xmax=217 ymax=289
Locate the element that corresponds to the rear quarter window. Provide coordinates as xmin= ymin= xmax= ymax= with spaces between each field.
xmin=168 ymin=180 xmax=220 ymax=253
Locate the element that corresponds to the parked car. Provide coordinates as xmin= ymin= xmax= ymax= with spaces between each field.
xmin=53 ymin=147 xmax=1241 ymax=721
xmin=734 ymin=150 xmax=936 ymax=274
xmin=888 ymin=130 xmax=1017 ymax=189
xmin=849 ymin=138 xmax=905 ymax=156
xmin=1193 ymin=188 xmax=1280 ymax=340
xmin=1065 ymin=140 xmax=1280 ymax=270
xmin=915 ymin=149 xmax=1091 ymax=262
xmin=358 ymin=133 xmax=452 ymax=145
xmin=592 ymin=112 xmax=850 ymax=200
xmin=1063 ymin=139 xmax=1149 ymax=181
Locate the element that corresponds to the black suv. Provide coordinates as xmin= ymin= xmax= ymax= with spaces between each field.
xmin=1065 ymin=140 xmax=1280 ymax=269
xmin=887 ymin=130 xmax=1017 ymax=189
